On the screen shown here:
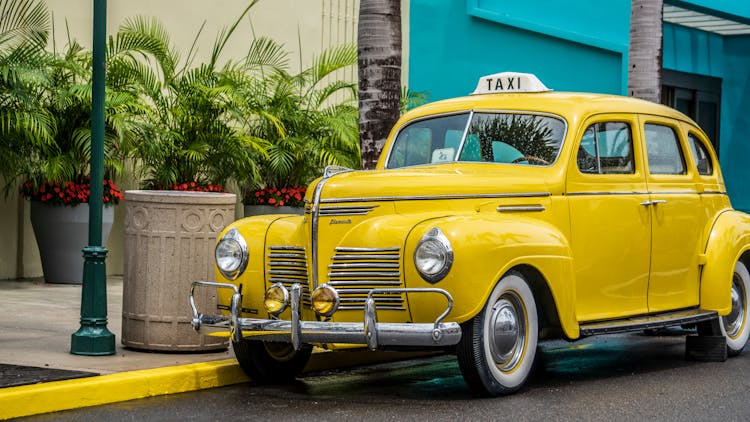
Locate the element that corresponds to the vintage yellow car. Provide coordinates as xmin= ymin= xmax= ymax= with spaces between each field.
xmin=190 ymin=72 xmax=750 ymax=397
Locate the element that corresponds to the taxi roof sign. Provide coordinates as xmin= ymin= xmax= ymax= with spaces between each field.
xmin=471 ymin=72 xmax=551 ymax=95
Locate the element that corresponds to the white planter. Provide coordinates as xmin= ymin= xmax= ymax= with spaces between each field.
xmin=30 ymin=202 xmax=114 ymax=284
xmin=122 ymin=190 xmax=236 ymax=352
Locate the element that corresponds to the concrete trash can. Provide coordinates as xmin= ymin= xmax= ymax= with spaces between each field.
xmin=122 ymin=190 xmax=236 ymax=351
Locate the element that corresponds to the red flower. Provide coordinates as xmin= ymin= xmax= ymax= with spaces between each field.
xmin=20 ymin=177 xmax=124 ymax=207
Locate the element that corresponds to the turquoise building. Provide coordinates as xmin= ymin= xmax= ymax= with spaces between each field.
xmin=408 ymin=0 xmax=750 ymax=212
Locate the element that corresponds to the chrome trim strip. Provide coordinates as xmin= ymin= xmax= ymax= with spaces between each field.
xmin=702 ymin=191 xmax=727 ymax=195
xmin=497 ymin=205 xmax=546 ymax=213
xmin=333 ymin=254 xmax=400 ymax=261
xmin=329 ymin=262 xmax=399 ymax=269
xmin=327 ymin=280 xmax=402 ymax=286
xmin=268 ymin=261 xmax=306 ymax=268
xmin=321 ymin=192 xmax=551 ymax=204
xmin=268 ymin=253 xmax=307 ymax=259
xmin=269 ymin=269 xmax=307 ymax=275
xmin=568 ymin=191 xmax=702 ymax=197
xmin=269 ymin=246 xmax=305 ymax=251
xmin=328 ymin=271 xmax=401 ymax=278
xmin=319 ymin=205 xmax=379 ymax=216
xmin=335 ymin=247 xmax=401 ymax=252
xmin=311 ymin=166 xmax=355 ymax=289
xmin=579 ymin=308 xmax=718 ymax=336
xmin=567 ymin=191 xmax=649 ymax=196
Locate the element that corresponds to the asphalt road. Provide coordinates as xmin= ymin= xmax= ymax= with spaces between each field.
xmin=26 ymin=329 xmax=750 ymax=421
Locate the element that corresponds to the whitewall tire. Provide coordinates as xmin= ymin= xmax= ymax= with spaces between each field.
xmin=457 ymin=271 xmax=538 ymax=396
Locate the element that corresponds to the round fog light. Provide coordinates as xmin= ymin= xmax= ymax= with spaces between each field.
xmin=264 ymin=283 xmax=289 ymax=315
xmin=311 ymin=284 xmax=339 ymax=317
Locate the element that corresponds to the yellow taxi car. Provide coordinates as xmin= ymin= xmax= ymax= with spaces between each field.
xmin=190 ymin=72 xmax=750 ymax=397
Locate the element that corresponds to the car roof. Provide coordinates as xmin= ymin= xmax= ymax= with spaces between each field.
xmin=399 ymin=91 xmax=694 ymax=125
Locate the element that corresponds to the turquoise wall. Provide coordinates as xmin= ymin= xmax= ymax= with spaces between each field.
xmin=409 ymin=0 xmax=629 ymax=100
xmin=719 ymin=35 xmax=750 ymax=212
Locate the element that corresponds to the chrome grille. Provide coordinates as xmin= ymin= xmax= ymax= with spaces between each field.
xmin=328 ymin=247 xmax=404 ymax=311
xmin=267 ymin=246 xmax=310 ymax=305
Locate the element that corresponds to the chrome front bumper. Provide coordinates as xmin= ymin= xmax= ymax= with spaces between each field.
xmin=189 ymin=281 xmax=462 ymax=350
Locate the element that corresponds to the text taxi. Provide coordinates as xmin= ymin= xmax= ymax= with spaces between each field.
xmin=190 ymin=72 xmax=750 ymax=396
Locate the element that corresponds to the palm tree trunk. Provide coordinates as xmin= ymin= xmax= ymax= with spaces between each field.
xmin=628 ymin=0 xmax=664 ymax=103
xmin=357 ymin=0 xmax=401 ymax=169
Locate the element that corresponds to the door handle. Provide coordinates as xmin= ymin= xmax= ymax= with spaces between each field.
xmin=640 ymin=199 xmax=667 ymax=206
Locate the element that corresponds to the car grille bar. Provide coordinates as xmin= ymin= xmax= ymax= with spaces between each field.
xmin=327 ymin=246 xmax=405 ymax=311
xmin=268 ymin=246 xmax=310 ymax=305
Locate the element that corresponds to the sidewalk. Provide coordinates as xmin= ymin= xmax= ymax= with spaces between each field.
xmin=0 ymin=277 xmax=430 ymax=419
xmin=0 ymin=277 xmax=232 ymax=375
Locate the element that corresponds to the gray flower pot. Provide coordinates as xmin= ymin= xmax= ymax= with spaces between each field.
xmin=30 ymin=202 xmax=115 ymax=284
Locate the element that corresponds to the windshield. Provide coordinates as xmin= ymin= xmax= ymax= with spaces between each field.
xmin=386 ymin=112 xmax=566 ymax=169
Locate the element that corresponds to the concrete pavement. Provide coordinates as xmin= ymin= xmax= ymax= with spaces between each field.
xmin=0 ymin=277 xmax=428 ymax=419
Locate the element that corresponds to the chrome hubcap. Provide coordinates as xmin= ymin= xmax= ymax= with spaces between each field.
xmin=489 ymin=293 xmax=526 ymax=371
xmin=724 ymin=274 xmax=746 ymax=338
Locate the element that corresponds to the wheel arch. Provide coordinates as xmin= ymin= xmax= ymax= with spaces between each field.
xmin=701 ymin=210 xmax=750 ymax=315
xmin=513 ymin=264 xmax=566 ymax=340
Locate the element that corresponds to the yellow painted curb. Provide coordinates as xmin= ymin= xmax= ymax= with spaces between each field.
xmin=0 ymin=359 xmax=248 ymax=420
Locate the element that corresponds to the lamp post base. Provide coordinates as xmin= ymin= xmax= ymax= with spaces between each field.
xmin=70 ymin=246 xmax=115 ymax=355
xmin=71 ymin=326 xmax=115 ymax=356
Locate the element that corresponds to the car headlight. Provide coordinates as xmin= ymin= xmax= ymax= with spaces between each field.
xmin=215 ymin=228 xmax=248 ymax=280
xmin=414 ymin=227 xmax=453 ymax=283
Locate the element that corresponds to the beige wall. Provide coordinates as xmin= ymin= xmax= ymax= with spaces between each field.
xmin=0 ymin=0 xmax=409 ymax=280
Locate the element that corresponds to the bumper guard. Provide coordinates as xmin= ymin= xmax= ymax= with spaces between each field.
xmin=189 ymin=281 xmax=462 ymax=350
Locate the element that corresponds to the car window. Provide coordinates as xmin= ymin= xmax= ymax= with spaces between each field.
xmin=460 ymin=113 xmax=565 ymax=166
xmin=577 ymin=122 xmax=634 ymax=174
xmin=644 ymin=124 xmax=686 ymax=175
xmin=386 ymin=112 xmax=566 ymax=168
xmin=688 ymin=133 xmax=713 ymax=176
xmin=387 ymin=113 xmax=469 ymax=168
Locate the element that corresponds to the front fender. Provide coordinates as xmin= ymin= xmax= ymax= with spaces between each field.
xmin=701 ymin=210 xmax=750 ymax=315
xmin=403 ymin=214 xmax=578 ymax=339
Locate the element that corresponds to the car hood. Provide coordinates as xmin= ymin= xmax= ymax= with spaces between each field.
xmin=314 ymin=163 xmax=558 ymax=202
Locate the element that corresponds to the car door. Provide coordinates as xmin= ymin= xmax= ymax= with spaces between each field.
xmin=567 ymin=115 xmax=651 ymax=321
xmin=640 ymin=116 xmax=705 ymax=313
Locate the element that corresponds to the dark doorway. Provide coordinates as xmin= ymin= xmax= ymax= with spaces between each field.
xmin=661 ymin=69 xmax=722 ymax=154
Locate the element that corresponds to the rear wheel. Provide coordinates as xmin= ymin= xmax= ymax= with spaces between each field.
xmin=456 ymin=271 xmax=538 ymax=396
xmin=232 ymin=340 xmax=312 ymax=383
xmin=722 ymin=261 xmax=749 ymax=356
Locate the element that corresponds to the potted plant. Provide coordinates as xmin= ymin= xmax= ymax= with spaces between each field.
xmin=239 ymin=43 xmax=362 ymax=216
xmin=112 ymin=9 xmax=266 ymax=351
xmin=1 ymin=0 xmax=144 ymax=284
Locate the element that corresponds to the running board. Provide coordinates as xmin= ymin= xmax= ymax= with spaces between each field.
xmin=579 ymin=308 xmax=719 ymax=336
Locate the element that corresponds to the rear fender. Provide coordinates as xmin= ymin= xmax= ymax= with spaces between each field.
xmin=701 ymin=210 xmax=750 ymax=314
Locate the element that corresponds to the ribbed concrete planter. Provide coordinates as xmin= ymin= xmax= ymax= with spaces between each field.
xmin=30 ymin=202 xmax=114 ymax=284
xmin=243 ymin=205 xmax=304 ymax=217
xmin=122 ymin=190 xmax=236 ymax=352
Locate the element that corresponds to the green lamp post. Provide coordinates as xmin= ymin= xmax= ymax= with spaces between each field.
xmin=71 ymin=0 xmax=115 ymax=355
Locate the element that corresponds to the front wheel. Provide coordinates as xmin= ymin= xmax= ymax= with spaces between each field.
xmin=456 ymin=271 xmax=538 ymax=396
xmin=232 ymin=340 xmax=312 ymax=383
